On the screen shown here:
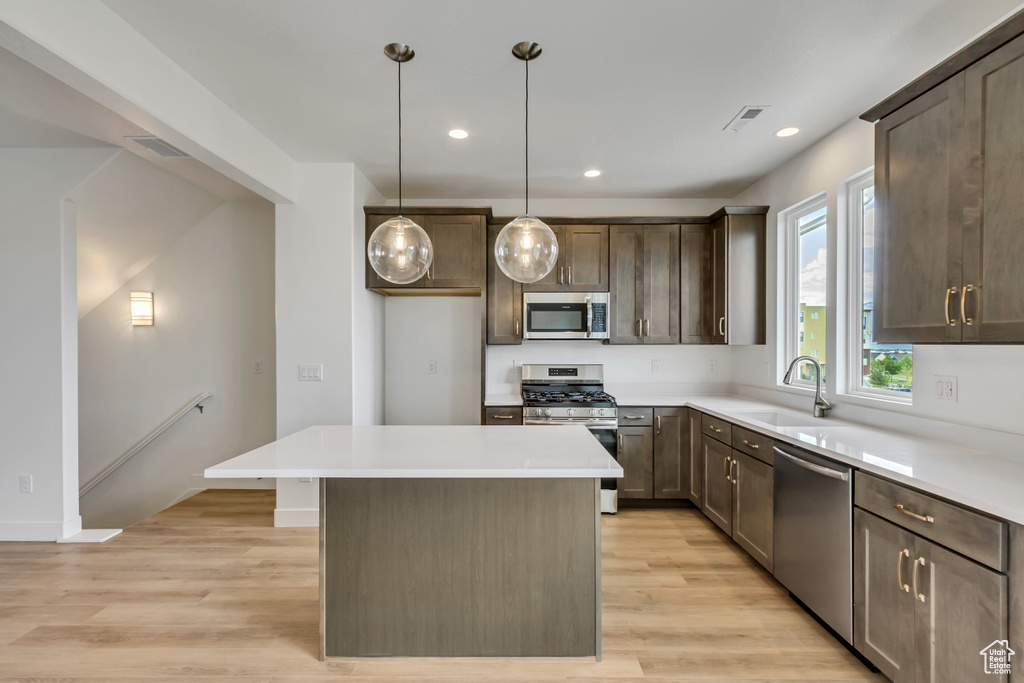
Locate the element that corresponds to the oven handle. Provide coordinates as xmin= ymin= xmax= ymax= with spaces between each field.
xmin=586 ymin=296 xmax=593 ymax=338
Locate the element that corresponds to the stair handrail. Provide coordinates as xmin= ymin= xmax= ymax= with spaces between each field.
xmin=79 ymin=391 xmax=213 ymax=497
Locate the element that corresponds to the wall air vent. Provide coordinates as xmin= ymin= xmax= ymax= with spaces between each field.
xmin=724 ymin=105 xmax=770 ymax=132
xmin=124 ymin=136 xmax=191 ymax=158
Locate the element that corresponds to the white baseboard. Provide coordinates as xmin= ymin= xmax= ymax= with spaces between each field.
xmin=274 ymin=508 xmax=319 ymax=527
xmin=191 ymin=474 xmax=277 ymax=490
xmin=58 ymin=528 xmax=122 ymax=543
xmin=0 ymin=520 xmax=72 ymax=542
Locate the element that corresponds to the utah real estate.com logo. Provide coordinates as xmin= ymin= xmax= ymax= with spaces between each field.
xmin=981 ymin=640 xmax=1014 ymax=676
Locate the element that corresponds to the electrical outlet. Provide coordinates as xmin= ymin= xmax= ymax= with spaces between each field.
xmin=651 ymin=359 xmax=662 ymax=374
xmin=934 ymin=375 xmax=957 ymax=402
xmin=253 ymin=359 xmax=263 ymax=374
xmin=427 ymin=360 xmax=437 ymax=374
xmin=19 ymin=475 xmax=32 ymax=494
xmin=707 ymin=359 xmax=718 ymax=374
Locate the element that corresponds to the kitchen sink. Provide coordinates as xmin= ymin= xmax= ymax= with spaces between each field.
xmin=734 ymin=410 xmax=821 ymax=428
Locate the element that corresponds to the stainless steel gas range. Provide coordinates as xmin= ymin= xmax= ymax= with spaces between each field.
xmin=521 ymin=363 xmax=619 ymax=513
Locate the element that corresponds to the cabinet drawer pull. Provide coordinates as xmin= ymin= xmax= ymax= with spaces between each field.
xmin=897 ymin=548 xmax=910 ymax=593
xmin=741 ymin=439 xmax=760 ymax=449
xmin=514 ymin=319 xmax=520 ymax=336
xmin=709 ymin=425 xmax=722 ymax=433
xmin=730 ymin=458 xmax=737 ymax=486
xmin=559 ymin=266 xmax=564 ymax=284
xmin=645 ymin=319 xmax=651 ymax=337
xmin=492 ymin=415 xmax=514 ymax=420
xmin=723 ymin=456 xmax=731 ymax=480
xmin=913 ymin=556 xmax=926 ymax=603
xmin=567 ymin=265 xmax=572 ymax=284
xmin=617 ymin=433 xmax=622 ymax=454
xmin=960 ymin=283 xmax=974 ymax=326
xmin=719 ymin=316 xmax=725 ymax=336
xmin=623 ymin=415 xmax=645 ymax=420
xmin=945 ymin=286 xmax=958 ymax=326
xmin=636 ymin=319 xmax=642 ymax=337
xmin=894 ymin=503 xmax=935 ymax=524
xmin=656 ymin=415 xmax=661 ymax=434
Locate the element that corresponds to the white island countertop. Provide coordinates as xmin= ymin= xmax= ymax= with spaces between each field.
xmin=205 ymin=425 xmax=623 ymax=479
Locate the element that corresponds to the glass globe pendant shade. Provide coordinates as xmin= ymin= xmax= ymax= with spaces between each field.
xmin=494 ymin=215 xmax=558 ymax=283
xmin=368 ymin=216 xmax=433 ymax=284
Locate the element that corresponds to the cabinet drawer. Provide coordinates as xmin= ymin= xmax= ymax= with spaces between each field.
xmin=618 ymin=408 xmax=653 ymax=427
xmin=854 ymin=471 xmax=1007 ymax=572
xmin=484 ymin=407 xmax=523 ymax=425
xmin=732 ymin=426 xmax=773 ymax=465
xmin=701 ymin=414 xmax=732 ymax=444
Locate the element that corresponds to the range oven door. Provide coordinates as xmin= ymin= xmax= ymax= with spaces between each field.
xmin=523 ymin=292 xmax=609 ymax=340
xmin=523 ymin=419 xmax=618 ymax=491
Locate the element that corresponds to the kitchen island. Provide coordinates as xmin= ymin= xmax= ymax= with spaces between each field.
xmin=205 ymin=425 xmax=622 ymax=660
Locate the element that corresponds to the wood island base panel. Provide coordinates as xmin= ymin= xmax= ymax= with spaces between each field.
xmin=319 ymin=477 xmax=601 ymax=659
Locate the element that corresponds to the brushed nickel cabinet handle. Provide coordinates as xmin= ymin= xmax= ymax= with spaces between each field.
xmin=723 ymin=456 xmax=731 ymax=480
xmin=894 ymin=503 xmax=934 ymax=524
xmin=656 ymin=415 xmax=661 ymax=435
xmin=945 ymin=286 xmax=958 ymax=326
xmin=559 ymin=266 xmax=564 ymax=284
xmin=897 ymin=548 xmax=911 ymax=593
xmin=617 ymin=434 xmax=622 ymax=454
xmin=636 ymin=319 xmax=642 ymax=337
xmin=961 ymin=283 xmax=974 ymax=325
xmin=730 ymin=459 xmax=737 ymax=486
xmin=623 ymin=415 xmax=645 ymax=419
xmin=567 ymin=265 xmax=572 ymax=284
xmin=913 ymin=556 xmax=926 ymax=603
xmin=709 ymin=425 xmax=722 ymax=433
xmin=719 ymin=317 xmax=725 ymax=336
xmin=645 ymin=319 xmax=651 ymax=336
xmin=514 ymin=319 xmax=520 ymax=336
xmin=492 ymin=415 xmax=514 ymax=420
xmin=742 ymin=439 xmax=760 ymax=450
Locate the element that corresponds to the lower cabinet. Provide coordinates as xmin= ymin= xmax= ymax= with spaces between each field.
xmin=701 ymin=427 xmax=774 ymax=572
xmin=653 ymin=408 xmax=687 ymax=499
xmin=617 ymin=426 xmax=653 ymax=499
xmin=854 ymin=508 xmax=1009 ymax=683
xmin=686 ymin=408 xmax=703 ymax=506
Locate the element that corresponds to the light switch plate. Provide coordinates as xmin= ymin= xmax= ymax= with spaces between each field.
xmin=299 ymin=364 xmax=323 ymax=381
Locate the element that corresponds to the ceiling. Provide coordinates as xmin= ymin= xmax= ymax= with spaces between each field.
xmin=88 ymin=0 xmax=1024 ymax=200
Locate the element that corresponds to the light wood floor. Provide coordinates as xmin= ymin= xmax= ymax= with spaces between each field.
xmin=0 ymin=489 xmax=883 ymax=682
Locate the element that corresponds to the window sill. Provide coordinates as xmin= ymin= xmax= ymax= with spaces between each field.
xmin=839 ymin=387 xmax=913 ymax=407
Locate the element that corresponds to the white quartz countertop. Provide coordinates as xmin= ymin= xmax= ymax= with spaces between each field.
xmin=205 ymin=425 xmax=623 ymax=479
xmin=483 ymin=392 xmax=523 ymax=407
xmin=615 ymin=393 xmax=1024 ymax=526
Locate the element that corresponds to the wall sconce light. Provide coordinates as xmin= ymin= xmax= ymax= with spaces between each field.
xmin=130 ymin=291 xmax=154 ymax=326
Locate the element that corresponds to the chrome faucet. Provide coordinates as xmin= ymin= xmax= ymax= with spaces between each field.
xmin=783 ymin=356 xmax=832 ymax=418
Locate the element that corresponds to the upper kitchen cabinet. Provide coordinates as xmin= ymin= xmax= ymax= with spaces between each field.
xmin=364 ymin=207 xmax=488 ymax=293
xmin=709 ymin=209 xmax=767 ymax=345
xmin=679 ymin=224 xmax=712 ymax=344
xmin=609 ymin=225 xmax=680 ymax=344
xmin=486 ymin=223 xmax=522 ymax=345
xmin=866 ymin=18 xmax=1024 ymax=343
xmin=522 ymin=225 xmax=609 ymax=293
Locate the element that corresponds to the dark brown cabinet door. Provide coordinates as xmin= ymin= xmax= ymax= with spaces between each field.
xmin=643 ymin=225 xmax=680 ymax=344
xmin=701 ymin=435 xmax=732 ymax=534
xmin=617 ymin=426 xmax=653 ymax=499
xmin=424 ymin=215 xmax=483 ymax=288
xmin=364 ymin=213 xmax=429 ymax=289
xmin=563 ymin=225 xmax=609 ymax=292
xmin=486 ymin=225 xmax=522 ymax=345
xmin=874 ymin=74 xmax=966 ymax=343
xmin=963 ymin=34 xmax=1024 ymax=342
xmin=652 ymin=408 xmax=686 ymax=499
xmin=686 ymin=409 xmax=703 ymax=506
xmin=710 ymin=217 xmax=728 ymax=344
xmin=484 ymin=407 xmax=523 ymax=425
xmin=731 ymin=450 xmax=773 ymax=572
xmin=854 ymin=509 xmax=916 ymax=683
xmin=680 ymin=224 xmax=711 ymax=344
xmin=914 ymin=537 xmax=1008 ymax=683
xmin=608 ymin=226 xmax=643 ymax=344
xmin=522 ymin=225 xmax=565 ymax=292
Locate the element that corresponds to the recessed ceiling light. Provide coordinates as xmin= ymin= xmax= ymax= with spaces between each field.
xmin=448 ymin=129 xmax=469 ymax=139
xmin=584 ymin=169 xmax=601 ymax=178
xmin=775 ymin=127 xmax=800 ymax=138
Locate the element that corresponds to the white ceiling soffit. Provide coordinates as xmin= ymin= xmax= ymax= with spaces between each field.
xmin=72 ymin=151 xmax=225 ymax=319
xmin=100 ymin=0 xmax=1024 ymax=199
xmin=0 ymin=45 xmax=260 ymax=202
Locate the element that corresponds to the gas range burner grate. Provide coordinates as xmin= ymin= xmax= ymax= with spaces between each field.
xmin=522 ymin=390 xmax=617 ymax=405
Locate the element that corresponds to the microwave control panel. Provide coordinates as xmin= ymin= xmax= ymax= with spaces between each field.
xmin=592 ymin=304 xmax=607 ymax=332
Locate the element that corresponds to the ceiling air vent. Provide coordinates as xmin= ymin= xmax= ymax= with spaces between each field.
xmin=124 ymin=136 xmax=191 ymax=158
xmin=724 ymin=105 xmax=770 ymax=132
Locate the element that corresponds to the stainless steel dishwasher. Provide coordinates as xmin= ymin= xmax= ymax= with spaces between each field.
xmin=773 ymin=441 xmax=853 ymax=644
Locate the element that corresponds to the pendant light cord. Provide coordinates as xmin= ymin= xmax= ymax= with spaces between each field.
xmin=398 ymin=57 xmax=403 ymax=216
xmin=524 ymin=58 xmax=529 ymax=216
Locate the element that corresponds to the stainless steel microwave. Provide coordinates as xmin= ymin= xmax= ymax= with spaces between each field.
xmin=523 ymin=292 xmax=609 ymax=340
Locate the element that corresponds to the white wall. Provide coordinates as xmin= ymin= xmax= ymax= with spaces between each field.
xmin=385 ymin=297 xmax=482 ymax=425
xmin=352 ymin=166 xmax=386 ymax=426
xmin=77 ymin=200 xmax=277 ymax=529
xmin=731 ymin=118 xmax=1024 ymax=451
xmin=0 ymin=147 xmax=118 ymax=541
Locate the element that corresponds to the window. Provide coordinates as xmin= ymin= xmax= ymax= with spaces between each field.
xmin=845 ymin=169 xmax=912 ymax=400
xmin=781 ymin=193 xmax=828 ymax=386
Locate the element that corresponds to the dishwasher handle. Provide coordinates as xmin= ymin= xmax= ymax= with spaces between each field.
xmin=773 ymin=446 xmax=849 ymax=481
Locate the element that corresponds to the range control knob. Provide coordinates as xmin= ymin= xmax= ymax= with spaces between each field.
xmin=543 ymin=408 xmax=553 ymax=417
xmin=566 ymin=408 xmax=574 ymax=416
xmin=590 ymin=409 xmax=598 ymax=417
xmin=598 ymin=408 xmax=605 ymax=417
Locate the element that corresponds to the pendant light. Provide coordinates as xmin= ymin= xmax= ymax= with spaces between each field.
xmin=368 ymin=43 xmax=433 ymax=284
xmin=494 ymin=42 xmax=558 ymax=284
